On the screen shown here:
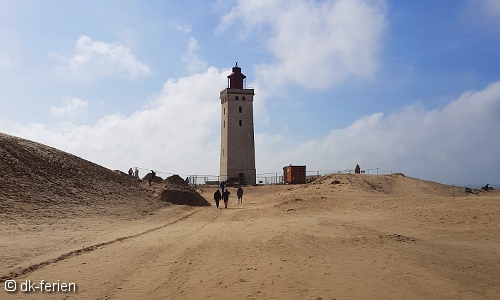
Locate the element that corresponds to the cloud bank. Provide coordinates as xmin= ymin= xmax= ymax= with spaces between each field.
xmin=2 ymin=73 xmax=499 ymax=186
xmin=2 ymin=68 xmax=228 ymax=176
xmin=217 ymin=0 xmax=387 ymax=89
xmin=256 ymin=82 xmax=500 ymax=186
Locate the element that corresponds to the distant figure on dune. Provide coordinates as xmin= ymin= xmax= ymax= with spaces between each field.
xmin=355 ymin=164 xmax=361 ymax=174
xmin=149 ymin=170 xmax=156 ymax=186
xmin=185 ymin=177 xmax=189 ymax=184
xmin=220 ymin=181 xmax=225 ymax=193
xmin=128 ymin=168 xmax=133 ymax=176
xmin=134 ymin=168 xmax=139 ymax=179
xmin=214 ymin=189 xmax=221 ymax=209
xmin=481 ymin=183 xmax=490 ymax=191
xmin=222 ymin=189 xmax=230 ymax=209
xmin=237 ymin=186 xmax=243 ymax=204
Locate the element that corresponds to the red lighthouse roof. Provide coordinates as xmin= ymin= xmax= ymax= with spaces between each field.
xmin=227 ymin=62 xmax=246 ymax=89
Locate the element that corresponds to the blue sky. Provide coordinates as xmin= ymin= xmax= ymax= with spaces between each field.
xmin=1 ymin=0 xmax=499 ymax=187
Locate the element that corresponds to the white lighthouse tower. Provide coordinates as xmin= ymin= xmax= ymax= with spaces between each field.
xmin=220 ymin=63 xmax=256 ymax=185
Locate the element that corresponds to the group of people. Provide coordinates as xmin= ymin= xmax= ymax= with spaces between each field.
xmin=213 ymin=181 xmax=244 ymax=209
xmin=128 ymin=167 xmax=139 ymax=179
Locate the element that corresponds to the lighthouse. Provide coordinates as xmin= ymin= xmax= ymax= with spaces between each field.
xmin=220 ymin=63 xmax=256 ymax=185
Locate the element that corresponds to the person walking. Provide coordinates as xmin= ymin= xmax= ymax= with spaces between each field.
xmin=237 ymin=186 xmax=243 ymax=204
xmin=149 ymin=170 xmax=156 ymax=186
xmin=220 ymin=181 xmax=225 ymax=194
xmin=214 ymin=189 xmax=222 ymax=209
xmin=222 ymin=189 xmax=230 ymax=209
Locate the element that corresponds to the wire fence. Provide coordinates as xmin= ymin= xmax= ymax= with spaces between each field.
xmin=256 ymin=173 xmax=283 ymax=185
xmin=128 ymin=166 xmax=394 ymax=186
xmin=256 ymin=168 xmax=394 ymax=184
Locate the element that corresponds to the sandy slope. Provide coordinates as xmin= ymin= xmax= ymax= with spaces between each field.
xmin=1 ymin=133 xmax=500 ymax=299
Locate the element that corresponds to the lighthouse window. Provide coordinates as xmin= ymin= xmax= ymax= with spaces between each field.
xmin=235 ymin=96 xmax=239 ymax=100
xmin=224 ymin=108 xmax=225 ymax=114
xmin=239 ymin=106 xmax=242 ymax=113
xmin=242 ymin=96 xmax=245 ymax=100
xmin=239 ymin=120 xmax=242 ymax=126
xmin=224 ymin=121 xmax=225 ymax=128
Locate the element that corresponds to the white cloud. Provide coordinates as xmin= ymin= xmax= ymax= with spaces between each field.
xmin=175 ymin=25 xmax=192 ymax=34
xmin=463 ymin=0 xmax=500 ymax=30
xmin=53 ymin=36 xmax=151 ymax=79
xmin=480 ymin=0 xmax=500 ymax=17
xmin=181 ymin=37 xmax=208 ymax=74
xmin=0 ymin=53 xmax=12 ymax=72
xmin=1 ymin=67 xmax=228 ymax=176
xmin=211 ymin=0 xmax=235 ymax=14
xmin=50 ymin=97 xmax=89 ymax=118
xmin=256 ymin=82 xmax=500 ymax=186
xmin=247 ymin=80 xmax=270 ymax=124
xmin=217 ymin=0 xmax=387 ymax=89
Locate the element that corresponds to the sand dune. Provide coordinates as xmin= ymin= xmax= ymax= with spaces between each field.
xmin=1 ymin=132 xmax=499 ymax=299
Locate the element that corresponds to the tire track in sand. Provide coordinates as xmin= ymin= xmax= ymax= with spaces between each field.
xmin=0 ymin=208 xmax=207 ymax=282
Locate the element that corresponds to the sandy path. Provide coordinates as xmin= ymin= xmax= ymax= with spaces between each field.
xmin=3 ymin=182 xmax=500 ymax=299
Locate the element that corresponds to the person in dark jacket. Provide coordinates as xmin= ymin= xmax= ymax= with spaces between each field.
xmin=237 ymin=186 xmax=243 ymax=204
xmin=222 ymin=189 xmax=230 ymax=209
xmin=220 ymin=181 xmax=225 ymax=193
xmin=214 ymin=189 xmax=222 ymax=209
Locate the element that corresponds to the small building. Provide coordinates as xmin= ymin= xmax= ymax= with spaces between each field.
xmin=283 ymin=165 xmax=306 ymax=184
